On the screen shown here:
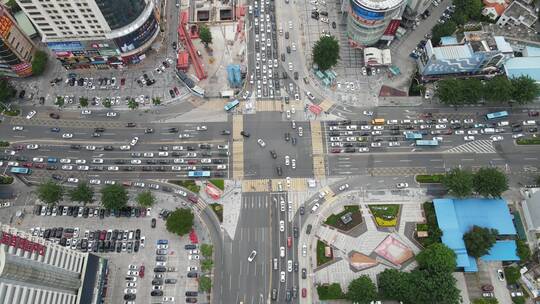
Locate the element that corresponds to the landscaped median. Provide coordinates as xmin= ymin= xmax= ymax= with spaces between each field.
xmin=0 ymin=141 xmax=9 ymax=148
xmin=168 ymin=180 xmax=201 ymax=193
xmin=415 ymin=174 xmax=444 ymax=184
xmin=324 ymin=205 xmax=362 ymax=231
xmin=316 ymin=240 xmax=333 ymax=266
xmin=209 ymin=203 xmax=223 ymax=222
xmin=516 ymin=138 xmax=540 ymax=145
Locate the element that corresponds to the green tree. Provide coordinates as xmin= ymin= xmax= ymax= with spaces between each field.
xmin=511 ymin=76 xmax=540 ymax=105
xmin=165 ymin=208 xmax=194 ymax=236
xmin=431 ymin=21 xmax=457 ymax=45
xmin=453 ymin=0 xmax=483 ymax=22
xmin=38 ymin=180 xmax=63 ymax=205
xmin=409 ymin=270 xmax=461 ymax=304
xmin=443 ymin=168 xmax=474 ymax=198
xmin=463 ymin=225 xmax=498 ymax=258
xmin=152 ymin=97 xmax=161 ymax=106
xmin=127 ymin=98 xmax=138 ymax=110
xmin=462 ymin=78 xmax=484 ymax=104
xmin=199 ymin=275 xmax=212 ymax=292
xmin=473 ymin=299 xmax=499 ymax=304
xmin=199 ymin=25 xmax=212 ymax=46
xmin=504 ymin=266 xmax=521 ymax=284
xmin=312 ymin=36 xmax=340 ymax=71
xmin=0 ymin=79 xmax=16 ymax=103
xmin=200 ymin=244 xmax=213 ymax=258
xmin=516 ymin=239 xmax=531 ymax=263
xmin=31 ymin=50 xmax=48 ymax=76
xmin=416 ymin=243 xmax=457 ymax=273
xmin=69 ymin=182 xmax=94 ymax=205
xmin=201 ymin=259 xmax=214 ymax=272
xmin=377 ymin=269 xmax=412 ymax=301
xmin=536 ymin=175 xmax=540 ymax=186
xmin=5 ymin=0 xmax=21 ymax=13
xmin=473 ymin=167 xmax=508 ymax=197
xmin=103 ymin=99 xmax=112 ymax=108
xmin=55 ymin=96 xmax=64 ymax=107
xmin=436 ymin=78 xmax=465 ymax=106
xmin=100 ymin=184 xmax=128 ymax=210
xmin=345 ymin=275 xmax=377 ymax=304
xmin=512 ymin=296 xmax=525 ymax=304
xmin=136 ymin=191 xmax=155 ymax=207
xmin=79 ymin=97 xmax=89 ymax=107
xmin=483 ymin=76 xmax=513 ymax=103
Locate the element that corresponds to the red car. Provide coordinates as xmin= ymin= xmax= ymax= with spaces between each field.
xmin=139 ymin=265 xmax=145 ymax=278
xmin=187 ymin=194 xmax=198 ymax=204
xmin=22 ymin=162 xmax=33 ymax=168
xmin=99 ymin=230 xmax=106 ymax=241
xmin=287 ymin=236 xmax=292 ymax=248
xmin=330 ymin=148 xmax=342 ymax=153
xmin=120 ymin=78 xmax=126 ymax=86
xmin=302 ymin=288 xmax=307 ymax=298
xmin=529 ymin=111 xmax=539 ymax=117
xmin=187 ymin=159 xmax=198 ymax=164
xmin=173 ymin=87 xmax=180 ymax=95
xmin=34 ymin=163 xmax=46 ymax=169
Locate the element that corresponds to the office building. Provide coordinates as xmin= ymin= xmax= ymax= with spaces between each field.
xmin=344 ymin=0 xmax=406 ymax=48
xmin=16 ymin=0 xmax=161 ymax=69
xmin=0 ymin=4 xmax=37 ymax=77
xmin=0 ymin=222 xmax=108 ymax=304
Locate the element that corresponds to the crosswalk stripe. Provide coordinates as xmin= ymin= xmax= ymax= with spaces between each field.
xmin=445 ymin=140 xmax=497 ymax=154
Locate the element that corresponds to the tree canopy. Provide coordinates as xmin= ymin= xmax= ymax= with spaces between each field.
xmin=312 ymin=36 xmax=340 ymax=71
xmin=199 ymin=275 xmax=212 ymax=292
xmin=431 ymin=21 xmax=457 ymax=45
xmin=152 ymin=97 xmax=161 ymax=106
xmin=69 ymin=182 xmax=94 ymax=205
xmin=345 ymin=275 xmax=377 ymax=304
xmin=473 ymin=167 xmax=508 ymax=197
xmin=483 ymin=76 xmax=512 ymax=104
xmin=463 ymin=225 xmax=498 ymax=258
xmin=443 ymin=168 xmax=474 ymax=198
xmin=511 ymin=76 xmax=540 ymax=105
xmin=199 ymin=25 xmax=212 ymax=46
xmin=200 ymin=244 xmax=213 ymax=258
xmin=79 ymin=97 xmax=89 ymax=107
xmin=516 ymin=239 xmax=531 ymax=263
xmin=165 ymin=208 xmax=194 ymax=236
xmin=31 ymin=50 xmax=48 ymax=76
xmin=136 ymin=191 xmax=155 ymax=207
xmin=100 ymin=184 xmax=128 ymax=210
xmin=504 ymin=266 xmax=521 ymax=284
xmin=378 ymin=269 xmax=412 ymax=301
xmin=473 ymin=299 xmax=499 ymax=304
xmin=452 ymin=0 xmax=483 ymax=22
xmin=127 ymin=98 xmax=138 ymax=110
xmin=0 ymin=79 xmax=16 ymax=103
xmin=38 ymin=180 xmax=63 ymax=205
xmin=416 ymin=243 xmax=457 ymax=273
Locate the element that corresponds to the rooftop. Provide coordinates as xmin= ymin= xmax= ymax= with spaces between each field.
xmin=504 ymin=57 xmax=540 ymax=83
xmin=501 ymin=0 xmax=538 ymax=26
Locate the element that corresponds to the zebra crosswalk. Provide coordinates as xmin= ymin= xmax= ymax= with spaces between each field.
xmin=445 ymin=140 xmax=497 ymax=154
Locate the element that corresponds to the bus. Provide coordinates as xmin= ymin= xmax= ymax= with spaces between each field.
xmin=188 ymin=171 xmax=211 ymax=178
xmin=404 ymin=132 xmax=422 ymax=140
xmin=486 ymin=111 xmax=508 ymax=120
xmin=224 ymin=99 xmax=240 ymax=111
xmin=10 ymin=167 xmax=31 ymax=174
xmin=415 ymin=139 xmax=439 ymax=146
xmin=371 ymin=118 xmax=385 ymax=125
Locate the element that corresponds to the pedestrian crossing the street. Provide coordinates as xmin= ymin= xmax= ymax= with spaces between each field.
xmin=445 ymin=140 xmax=497 ymax=154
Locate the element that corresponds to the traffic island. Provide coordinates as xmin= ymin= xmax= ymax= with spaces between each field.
xmin=316 ymin=240 xmax=334 ymax=267
xmin=324 ymin=205 xmax=362 ymax=232
xmin=369 ymin=204 xmax=400 ymax=228
xmin=415 ymin=174 xmax=444 ymax=184
xmin=209 ymin=203 xmax=223 ymax=222
xmin=517 ymin=138 xmax=540 ymax=145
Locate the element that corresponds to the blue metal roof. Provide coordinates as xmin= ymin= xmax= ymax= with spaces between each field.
xmin=440 ymin=36 xmax=458 ymax=45
xmin=524 ymin=46 xmax=540 ymax=57
xmin=504 ymin=57 xmax=540 ymax=83
xmin=482 ymin=241 xmax=519 ymax=262
xmin=434 ymin=198 xmax=517 ymax=272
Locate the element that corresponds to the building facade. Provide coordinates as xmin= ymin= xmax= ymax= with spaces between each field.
xmin=16 ymin=0 xmax=161 ymax=69
xmin=0 ymin=222 xmax=108 ymax=304
xmin=402 ymin=0 xmax=432 ymax=27
xmin=0 ymin=4 xmax=37 ymax=77
xmin=345 ymin=0 xmax=406 ymax=48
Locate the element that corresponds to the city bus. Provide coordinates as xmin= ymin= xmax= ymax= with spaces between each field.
xmin=224 ymin=99 xmax=240 ymax=112
xmin=371 ymin=118 xmax=385 ymax=125
xmin=415 ymin=139 xmax=439 ymax=146
xmin=188 ymin=171 xmax=211 ymax=178
xmin=10 ymin=167 xmax=31 ymax=174
xmin=404 ymin=132 xmax=423 ymax=140
xmin=486 ymin=111 xmax=508 ymax=120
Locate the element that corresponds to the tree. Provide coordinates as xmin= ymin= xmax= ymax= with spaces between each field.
xmin=473 ymin=299 xmax=499 ymax=304
xmin=453 ymin=0 xmax=483 ymax=22
xmin=312 ymin=36 xmax=340 ymax=71
xmin=152 ymin=97 xmax=161 ymax=106
xmin=136 ymin=191 xmax=155 ymax=207
xmin=416 ymin=243 xmax=457 ymax=273
xmin=199 ymin=25 xmax=212 ymax=46
xmin=103 ymin=99 xmax=112 ymax=108
xmin=5 ymin=0 xmax=21 ymax=13
xmin=504 ymin=266 xmax=521 ymax=284
xmin=199 ymin=275 xmax=212 ymax=292
xmin=79 ymin=97 xmax=89 ymax=107
xmin=483 ymin=76 xmax=513 ymax=103
xmin=200 ymin=244 xmax=213 ymax=258
xmin=55 ymin=96 xmax=64 ymax=107
xmin=345 ymin=275 xmax=377 ymax=304
xmin=201 ymin=259 xmax=214 ymax=272
xmin=463 ymin=225 xmax=498 ymax=258
xmin=512 ymin=297 xmax=525 ymax=304
xmin=436 ymin=78 xmax=465 ymax=106
xmin=409 ymin=270 xmax=461 ymax=304
xmin=443 ymin=168 xmax=474 ymax=198
xmin=165 ymin=208 xmax=194 ymax=236
xmin=100 ymin=184 xmax=128 ymax=210
xmin=69 ymin=182 xmax=94 ymax=205
xmin=0 ymin=79 xmax=16 ymax=103
xmin=516 ymin=239 xmax=531 ymax=263
xmin=431 ymin=21 xmax=457 ymax=45
xmin=38 ymin=180 xmax=63 ymax=205
xmin=31 ymin=50 xmax=48 ymax=76
xmin=377 ymin=269 xmax=412 ymax=301
xmin=127 ymin=98 xmax=138 ymax=110
xmin=473 ymin=167 xmax=508 ymax=197
xmin=462 ymin=78 xmax=484 ymax=104
xmin=511 ymin=76 xmax=540 ymax=105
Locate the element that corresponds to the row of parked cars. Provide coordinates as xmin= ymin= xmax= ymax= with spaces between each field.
xmin=34 ymin=204 xmax=151 ymax=219
xmin=152 ymin=240 xmax=177 ymax=302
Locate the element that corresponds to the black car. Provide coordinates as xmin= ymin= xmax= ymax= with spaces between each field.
xmin=186 ymin=298 xmax=197 ymax=303
xmin=240 ymin=131 xmax=250 ymax=137
xmin=293 ymin=226 xmax=299 ymax=238
xmin=70 ymin=144 xmax=81 ymax=150
xmin=169 ymin=90 xmax=175 ymax=98
xmin=187 ymin=272 xmax=198 ymax=278
xmin=151 ymin=218 xmax=157 ymax=228
xmin=306 ymin=224 xmax=312 ymax=234
xmin=52 ymin=174 xmax=63 ymax=180
xmin=152 ymin=279 xmax=163 ymax=285
xmin=270 ymin=150 xmax=277 ymax=159
xmin=126 ymin=122 xmax=136 ymax=127
xmin=150 ymin=290 xmax=163 ymax=296
xmin=168 ymin=127 xmax=179 ymax=133
xmin=221 ymin=130 xmax=231 ymax=135
xmin=185 ymin=244 xmax=197 ymax=250
xmin=185 ymin=291 xmax=198 ymax=297
xmin=165 ymin=278 xmax=177 ymax=284
xmin=154 ymin=266 xmax=167 ymax=272
xmin=156 ymin=255 xmax=167 ymax=261
xmin=302 ymin=268 xmax=307 ymax=279
xmin=299 ymin=206 xmax=305 ymax=215
xmin=277 ymin=166 xmax=283 ymax=176
xmin=104 ymin=145 xmax=114 ymax=151
xmin=124 ymin=294 xmax=136 ymax=301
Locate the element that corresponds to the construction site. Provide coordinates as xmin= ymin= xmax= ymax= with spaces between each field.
xmin=175 ymin=0 xmax=248 ymax=98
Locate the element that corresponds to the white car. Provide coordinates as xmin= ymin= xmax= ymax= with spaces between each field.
xmin=77 ymin=165 xmax=89 ymax=171
xmin=158 ymin=152 xmax=169 ymax=157
xmin=26 ymin=110 xmax=36 ymax=119
xmin=62 ymin=133 xmax=73 ymax=139
xmin=67 ymin=177 xmax=78 ymax=183
xmin=60 ymin=158 xmax=72 ymax=164
xmin=298 ymin=126 xmax=303 ymax=137
xmin=92 ymin=159 xmax=104 ymax=164
xmin=163 ymin=297 xmax=175 ymax=302
xmin=131 ymin=159 xmax=141 ymax=165
xmin=396 ymin=183 xmax=408 ymax=189
xmin=126 ymin=270 xmax=139 ymax=276
xmin=280 ymin=246 xmax=285 ymax=258
xmin=26 ymin=144 xmax=39 ymax=150
xmin=455 ymin=130 xmax=465 ymax=135
xmin=196 ymin=125 xmax=207 ymax=131
xmin=437 ymin=118 xmax=448 ymax=123
xmin=126 ymin=282 xmax=136 ymax=288
xmin=363 ymin=110 xmax=373 ymax=116
xmin=81 ymin=110 xmax=92 ymax=115
xmin=288 ymin=62 xmax=293 ymax=71
xmin=464 ymin=136 xmax=475 ymax=141
xmin=201 ymin=158 xmax=212 ymax=164
xmin=338 ymin=184 xmax=349 ymax=191
xmin=108 ymin=166 xmax=119 ymax=171
xmin=106 ymin=112 xmax=117 ymax=117
xmin=248 ymin=250 xmax=257 ymax=262
xmin=279 ymin=220 xmax=285 ymax=232
xmin=75 ymin=159 xmax=86 ymax=164
xmin=257 ymin=139 xmax=266 ymax=147
xmin=467 ymin=130 xmax=479 ymax=135
xmin=61 ymin=165 xmax=73 ymax=170
xmin=512 ymin=133 xmax=524 ymax=139
xmin=188 ymin=255 xmax=200 ymax=260
xmin=280 ymin=271 xmax=286 ymax=283
xmin=32 ymin=157 xmax=44 ymax=162
xmin=435 ymin=124 xmax=446 ymax=129
xmin=285 ymin=155 xmax=290 ymax=166
xmin=463 ymin=119 xmax=474 ymax=124
xmin=120 ymin=145 xmax=131 ymax=151
xmin=12 ymin=126 xmax=24 ymax=131
xmin=124 ymin=288 xmax=137 ymax=294
xmin=359 ymin=147 xmax=369 ymax=153
xmin=291 ymin=159 xmax=296 ymax=169
xmin=85 ymin=145 xmax=96 ymax=151
xmin=130 ymin=137 xmax=139 ymax=146
xmin=89 ymin=179 xmax=101 ymax=185
xmin=490 ymin=135 xmax=503 ymax=142
xmin=302 ymin=244 xmax=307 ymax=257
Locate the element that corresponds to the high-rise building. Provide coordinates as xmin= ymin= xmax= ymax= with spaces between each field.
xmin=0 ymin=222 xmax=108 ymax=304
xmin=0 ymin=4 xmax=37 ymax=77
xmin=344 ymin=0 xmax=406 ymax=48
xmin=16 ymin=0 xmax=161 ymax=69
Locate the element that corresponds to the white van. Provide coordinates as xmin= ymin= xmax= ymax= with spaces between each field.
xmin=481 ymin=128 xmax=495 ymax=134
xmin=273 ymin=258 xmax=278 ymax=270
xmin=523 ymin=120 xmax=537 ymax=126
xmin=496 ymin=121 xmax=509 ymax=127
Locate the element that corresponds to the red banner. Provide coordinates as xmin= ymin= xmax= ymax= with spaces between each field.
xmin=0 ymin=232 xmax=46 ymax=256
xmin=383 ymin=19 xmax=401 ymax=36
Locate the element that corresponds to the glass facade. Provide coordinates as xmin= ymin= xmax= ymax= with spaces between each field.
xmin=95 ymin=0 xmax=147 ymax=30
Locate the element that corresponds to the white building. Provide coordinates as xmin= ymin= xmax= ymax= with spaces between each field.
xmin=363 ymin=47 xmax=392 ymax=66
xmin=496 ymin=0 xmax=538 ymax=28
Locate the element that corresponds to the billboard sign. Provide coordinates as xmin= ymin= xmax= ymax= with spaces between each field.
xmin=0 ymin=9 xmax=13 ymax=39
xmin=383 ymin=19 xmax=401 ymax=36
xmin=0 ymin=232 xmax=46 ymax=256
xmin=114 ymin=14 xmax=159 ymax=53
xmin=350 ymin=2 xmax=384 ymax=21
xmin=47 ymin=41 xmax=84 ymax=52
